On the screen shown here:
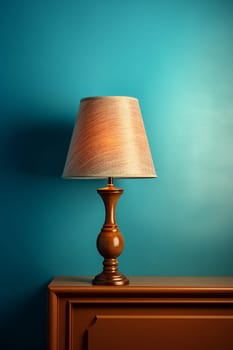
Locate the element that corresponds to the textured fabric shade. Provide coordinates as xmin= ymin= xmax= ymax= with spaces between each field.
xmin=63 ymin=96 xmax=156 ymax=179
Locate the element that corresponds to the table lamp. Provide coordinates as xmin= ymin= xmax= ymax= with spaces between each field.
xmin=63 ymin=96 xmax=156 ymax=285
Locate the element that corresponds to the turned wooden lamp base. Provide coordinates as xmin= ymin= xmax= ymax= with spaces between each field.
xmin=92 ymin=178 xmax=129 ymax=286
xmin=93 ymin=259 xmax=129 ymax=286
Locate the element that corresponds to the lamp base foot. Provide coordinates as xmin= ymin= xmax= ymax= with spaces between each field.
xmin=92 ymin=272 xmax=129 ymax=286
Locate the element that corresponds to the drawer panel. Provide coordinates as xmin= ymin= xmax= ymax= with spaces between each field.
xmin=68 ymin=301 xmax=233 ymax=350
xmin=88 ymin=315 xmax=233 ymax=350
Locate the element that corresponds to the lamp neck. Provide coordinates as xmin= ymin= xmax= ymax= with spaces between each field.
xmin=108 ymin=177 xmax=113 ymax=187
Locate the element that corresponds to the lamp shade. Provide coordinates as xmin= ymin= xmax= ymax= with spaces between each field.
xmin=63 ymin=96 xmax=156 ymax=179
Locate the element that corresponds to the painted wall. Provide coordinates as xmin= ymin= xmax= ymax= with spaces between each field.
xmin=0 ymin=0 xmax=233 ymax=348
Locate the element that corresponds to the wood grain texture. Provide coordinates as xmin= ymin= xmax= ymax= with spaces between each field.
xmin=63 ymin=96 xmax=156 ymax=178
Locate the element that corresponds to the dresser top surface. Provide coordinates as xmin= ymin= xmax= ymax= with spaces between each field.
xmin=49 ymin=276 xmax=233 ymax=293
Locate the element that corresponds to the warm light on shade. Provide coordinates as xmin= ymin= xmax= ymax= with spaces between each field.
xmin=63 ymin=96 xmax=156 ymax=179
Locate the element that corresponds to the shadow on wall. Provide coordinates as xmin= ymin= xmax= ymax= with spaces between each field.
xmin=3 ymin=116 xmax=73 ymax=177
xmin=0 ymin=114 xmax=74 ymax=349
xmin=0 ymin=284 xmax=49 ymax=350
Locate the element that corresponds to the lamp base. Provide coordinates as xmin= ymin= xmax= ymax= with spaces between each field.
xmin=93 ymin=272 xmax=129 ymax=286
xmin=93 ymin=258 xmax=129 ymax=286
xmin=92 ymin=178 xmax=129 ymax=286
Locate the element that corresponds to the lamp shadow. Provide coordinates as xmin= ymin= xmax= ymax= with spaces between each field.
xmin=5 ymin=118 xmax=73 ymax=177
xmin=0 ymin=116 xmax=74 ymax=349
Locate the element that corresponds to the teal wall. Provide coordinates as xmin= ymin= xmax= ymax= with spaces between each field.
xmin=1 ymin=0 xmax=233 ymax=348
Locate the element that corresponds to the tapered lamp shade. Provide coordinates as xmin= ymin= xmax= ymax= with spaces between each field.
xmin=63 ymin=96 xmax=156 ymax=178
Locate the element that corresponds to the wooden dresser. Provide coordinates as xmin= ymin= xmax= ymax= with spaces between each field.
xmin=48 ymin=276 xmax=233 ymax=350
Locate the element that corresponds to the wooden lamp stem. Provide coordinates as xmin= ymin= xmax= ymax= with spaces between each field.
xmin=92 ymin=178 xmax=129 ymax=285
